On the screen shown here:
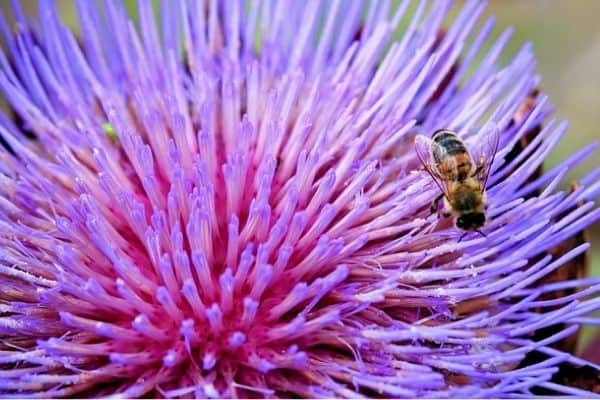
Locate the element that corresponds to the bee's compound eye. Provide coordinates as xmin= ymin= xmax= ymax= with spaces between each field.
xmin=474 ymin=213 xmax=485 ymax=226
xmin=456 ymin=213 xmax=485 ymax=230
xmin=456 ymin=216 xmax=467 ymax=229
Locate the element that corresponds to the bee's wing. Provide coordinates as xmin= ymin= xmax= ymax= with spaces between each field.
xmin=473 ymin=124 xmax=500 ymax=191
xmin=414 ymin=134 xmax=450 ymax=200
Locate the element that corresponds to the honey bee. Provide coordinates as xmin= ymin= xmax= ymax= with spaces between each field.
xmin=415 ymin=128 xmax=499 ymax=235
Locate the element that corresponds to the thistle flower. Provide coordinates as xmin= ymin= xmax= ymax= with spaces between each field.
xmin=0 ymin=0 xmax=599 ymax=398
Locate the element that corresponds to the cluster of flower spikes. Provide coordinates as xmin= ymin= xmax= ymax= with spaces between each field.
xmin=0 ymin=0 xmax=599 ymax=398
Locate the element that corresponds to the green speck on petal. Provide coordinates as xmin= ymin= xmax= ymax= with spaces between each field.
xmin=102 ymin=122 xmax=117 ymax=140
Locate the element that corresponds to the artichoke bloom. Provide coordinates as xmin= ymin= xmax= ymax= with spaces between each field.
xmin=1 ymin=0 xmax=599 ymax=398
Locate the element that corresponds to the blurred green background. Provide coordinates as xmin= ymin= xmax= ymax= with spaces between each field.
xmin=2 ymin=0 xmax=599 ymax=350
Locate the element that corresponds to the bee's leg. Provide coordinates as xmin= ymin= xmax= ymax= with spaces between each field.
xmin=430 ymin=194 xmax=444 ymax=215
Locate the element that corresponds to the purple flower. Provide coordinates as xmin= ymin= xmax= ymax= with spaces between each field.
xmin=0 ymin=0 xmax=599 ymax=397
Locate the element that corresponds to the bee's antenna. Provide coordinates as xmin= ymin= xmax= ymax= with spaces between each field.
xmin=458 ymin=232 xmax=468 ymax=242
xmin=475 ymin=229 xmax=487 ymax=238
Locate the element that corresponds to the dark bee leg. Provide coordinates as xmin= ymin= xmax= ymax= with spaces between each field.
xmin=459 ymin=230 xmax=486 ymax=242
xmin=430 ymin=193 xmax=444 ymax=214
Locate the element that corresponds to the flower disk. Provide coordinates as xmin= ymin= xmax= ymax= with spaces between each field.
xmin=0 ymin=0 xmax=599 ymax=398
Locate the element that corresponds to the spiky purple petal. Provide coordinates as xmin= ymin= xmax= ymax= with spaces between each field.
xmin=0 ymin=0 xmax=599 ymax=398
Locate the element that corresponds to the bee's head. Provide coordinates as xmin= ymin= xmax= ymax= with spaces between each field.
xmin=456 ymin=213 xmax=485 ymax=230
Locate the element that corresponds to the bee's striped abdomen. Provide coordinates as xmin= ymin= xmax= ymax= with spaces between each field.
xmin=432 ymin=131 xmax=468 ymax=160
xmin=432 ymin=130 xmax=472 ymax=180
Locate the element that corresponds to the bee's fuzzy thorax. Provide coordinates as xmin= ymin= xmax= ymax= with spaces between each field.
xmin=451 ymin=180 xmax=486 ymax=210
